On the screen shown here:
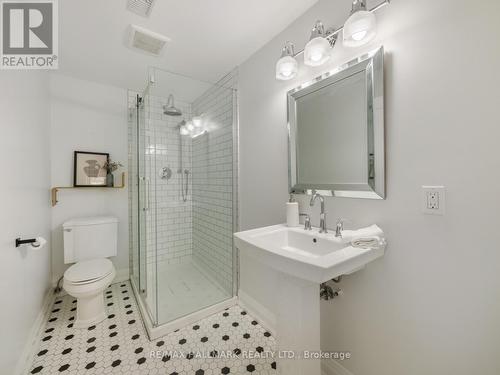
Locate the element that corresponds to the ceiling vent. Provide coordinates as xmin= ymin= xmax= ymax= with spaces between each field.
xmin=127 ymin=0 xmax=156 ymax=17
xmin=128 ymin=24 xmax=170 ymax=56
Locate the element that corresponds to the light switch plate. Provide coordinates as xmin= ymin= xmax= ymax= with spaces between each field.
xmin=422 ymin=186 xmax=445 ymax=215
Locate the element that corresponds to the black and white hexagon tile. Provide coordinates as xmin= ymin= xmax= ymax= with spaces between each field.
xmin=29 ymin=282 xmax=278 ymax=374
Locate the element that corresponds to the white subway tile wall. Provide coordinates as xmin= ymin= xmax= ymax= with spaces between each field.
xmin=146 ymin=94 xmax=193 ymax=266
xmin=128 ymin=91 xmax=193 ymax=270
xmin=192 ymin=72 xmax=237 ymax=294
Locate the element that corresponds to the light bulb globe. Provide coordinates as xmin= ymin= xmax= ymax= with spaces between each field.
xmin=276 ymin=55 xmax=298 ymax=80
xmin=304 ymin=37 xmax=331 ymax=67
xmin=343 ymin=10 xmax=376 ymax=47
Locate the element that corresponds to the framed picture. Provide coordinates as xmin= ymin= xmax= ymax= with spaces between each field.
xmin=73 ymin=151 xmax=109 ymax=187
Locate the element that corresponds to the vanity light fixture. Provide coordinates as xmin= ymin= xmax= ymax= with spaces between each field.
xmin=343 ymin=0 xmax=377 ymax=47
xmin=276 ymin=41 xmax=298 ymax=80
xmin=274 ymin=0 xmax=390 ymax=80
xmin=304 ymin=21 xmax=335 ymax=67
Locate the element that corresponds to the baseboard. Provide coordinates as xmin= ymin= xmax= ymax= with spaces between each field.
xmin=237 ymin=289 xmax=276 ymax=336
xmin=322 ymin=359 xmax=354 ymax=375
xmin=15 ymin=287 xmax=55 ymax=375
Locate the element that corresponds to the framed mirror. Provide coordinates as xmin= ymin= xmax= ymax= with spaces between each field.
xmin=288 ymin=47 xmax=385 ymax=199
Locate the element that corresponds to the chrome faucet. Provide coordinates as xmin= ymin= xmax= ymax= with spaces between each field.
xmin=310 ymin=193 xmax=327 ymax=233
xmin=335 ymin=219 xmax=345 ymax=238
xmin=299 ymin=213 xmax=312 ymax=230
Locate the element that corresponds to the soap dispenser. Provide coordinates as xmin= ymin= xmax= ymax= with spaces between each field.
xmin=286 ymin=194 xmax=299 ymax=227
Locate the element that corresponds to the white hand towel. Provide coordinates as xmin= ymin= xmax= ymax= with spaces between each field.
xmin=341 ymin=224 xmax=384 ymax=243
xmin=351 ymin=237 xmax=381 ymax=249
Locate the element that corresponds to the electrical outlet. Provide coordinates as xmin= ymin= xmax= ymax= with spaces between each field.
xmin=427 ymin=191 xmax=439 ymax=209
xmin=422 ymin=186 xmax=445 ymax=215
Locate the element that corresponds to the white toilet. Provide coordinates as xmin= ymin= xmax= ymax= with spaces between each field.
xmin=62 ymin=216 xmax=118 ymax=329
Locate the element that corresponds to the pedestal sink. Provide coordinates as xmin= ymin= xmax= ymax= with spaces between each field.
xmin=234 ymin=224 xmax=386 ymax=375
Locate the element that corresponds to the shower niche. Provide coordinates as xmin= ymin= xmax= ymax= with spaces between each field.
xmin=128 ymin=67 xmax=238 ymax=338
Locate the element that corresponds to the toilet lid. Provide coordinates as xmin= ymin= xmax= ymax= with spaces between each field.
xmin=64 ymin=258 xmax=114 ymax=284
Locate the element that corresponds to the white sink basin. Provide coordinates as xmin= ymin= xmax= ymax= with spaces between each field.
xmin=234 ymin=224 xmax=386 ymax=283
xmin=235 ymin=223 xmax=386 ymax=375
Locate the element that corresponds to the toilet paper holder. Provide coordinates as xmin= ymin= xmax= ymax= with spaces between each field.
xmin=15 ymin=237 xmax=38 ymax=248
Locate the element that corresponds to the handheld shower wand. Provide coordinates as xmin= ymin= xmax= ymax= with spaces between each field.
xmin=180 ymin=169 xmax=189 ymax=202
xmin=176 ymin=120 xmax=189 ymax=202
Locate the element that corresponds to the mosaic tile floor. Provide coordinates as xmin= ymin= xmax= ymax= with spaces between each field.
xmin=29 ymin=282 xmax=277 ymax=375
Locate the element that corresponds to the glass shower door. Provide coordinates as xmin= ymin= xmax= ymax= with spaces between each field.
xmin=130 ymin=91 xmax=158 ymax=326
xmin=130 ymin=94 xmax=146 ymax=294
xmin=137 ymin=94 xmax=148 ymax=297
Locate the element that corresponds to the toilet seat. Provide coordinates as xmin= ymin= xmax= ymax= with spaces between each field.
xmin=64 ymin=258 xmax=114 ymax=285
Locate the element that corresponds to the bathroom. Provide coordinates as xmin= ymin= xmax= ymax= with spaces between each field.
xmin=1 ymin=0 xmax=499 ymax=374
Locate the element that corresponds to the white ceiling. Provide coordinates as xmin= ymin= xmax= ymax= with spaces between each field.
xmin=147 ymin=67 xmax=215 ymax=103
xmin=57 ymin=0 xmax=318 ymax=93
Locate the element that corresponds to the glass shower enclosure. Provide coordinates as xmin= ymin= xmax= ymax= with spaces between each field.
xmin=128 ymin=68 xmax=238 ymax=337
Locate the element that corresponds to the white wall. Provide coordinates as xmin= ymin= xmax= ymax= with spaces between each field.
xmin=0 ymin=72 xmax=51 ymax=374
xmin=50 ymin=74 xmax=129 ymax=284
xmin=238 ymin=0 xmax=500 ymax=374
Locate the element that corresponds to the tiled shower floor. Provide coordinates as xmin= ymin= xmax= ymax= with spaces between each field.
xmin=157 ymin=260 xmax=231 ymax=324
xmin=29 ymin=282 xmax=277 ymax=374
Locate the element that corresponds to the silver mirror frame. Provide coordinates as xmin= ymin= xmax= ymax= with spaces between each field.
xmin=287 ymin=46 xmax=385 ymax=200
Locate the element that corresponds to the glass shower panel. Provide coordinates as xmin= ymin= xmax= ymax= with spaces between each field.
xmin=148 ymin=68 xmax=237 ymax=326
xmin=129 ymin=90 xmax=158 ymax=326
xmin=142 ymin=91 xmax=158 ymax=325
xmin=129 ymin=93 xmax=140 ymax=290
xmin=129 ymin=93 xmax=150 ymax=297
xmin=147 ymin=82 xmax=195 ymax=325
xmin=137 ymin=95 xmax=148 ymax=299
xmin=129 ymin=68 xmax=237 ymax=328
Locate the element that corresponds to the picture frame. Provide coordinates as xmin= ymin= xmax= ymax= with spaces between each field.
xmin=73 ymin=151 xmax=109 ymax=187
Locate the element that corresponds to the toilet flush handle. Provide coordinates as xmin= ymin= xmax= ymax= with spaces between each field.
xmin=64 ymin=228 xmax=72 ymax=232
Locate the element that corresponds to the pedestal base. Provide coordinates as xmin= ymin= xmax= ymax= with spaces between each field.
xmin=276 ymin=273 xmax=321 ymax=375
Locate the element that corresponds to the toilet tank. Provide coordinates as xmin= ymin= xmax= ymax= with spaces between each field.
xmin=63 ymin=216 xmax=118 ymax=264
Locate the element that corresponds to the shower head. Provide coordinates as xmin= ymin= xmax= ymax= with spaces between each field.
xmin=163 ymin=94 xmax=182 ymax=116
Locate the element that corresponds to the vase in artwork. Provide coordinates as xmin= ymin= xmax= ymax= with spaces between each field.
xmin=84 ymin=160 xmax=101 ymax=177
